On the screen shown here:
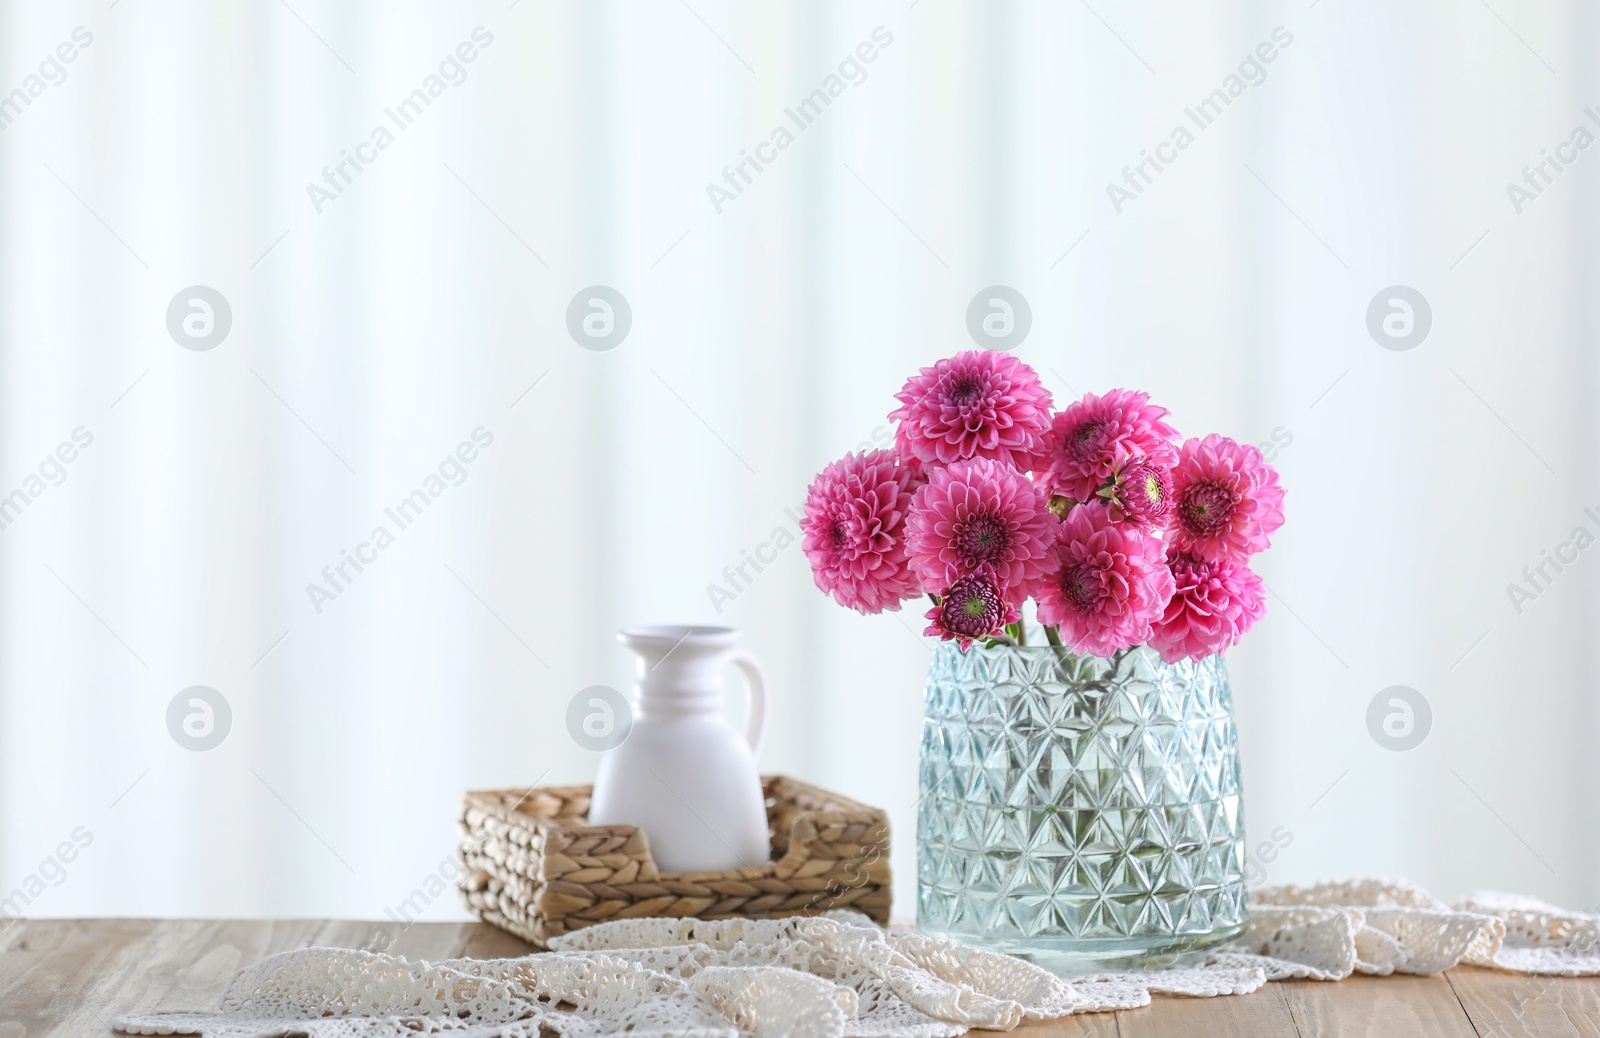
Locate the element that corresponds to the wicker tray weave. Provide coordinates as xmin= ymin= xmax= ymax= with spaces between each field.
xmin=458 ymin=775 xmax=892 ymax=946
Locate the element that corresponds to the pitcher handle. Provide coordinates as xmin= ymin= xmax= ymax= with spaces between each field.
xmin=728 ymin=651 xmax=768 ymax=755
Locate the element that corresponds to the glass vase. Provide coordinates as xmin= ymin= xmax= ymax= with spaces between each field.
xmin=916 ymin=641 xmax=1247 ymax=974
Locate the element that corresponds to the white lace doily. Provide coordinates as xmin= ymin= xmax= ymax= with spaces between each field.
xmin=113 ymin=879 xmax=1600 ymax=1037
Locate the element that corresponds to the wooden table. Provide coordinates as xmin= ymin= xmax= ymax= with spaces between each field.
xmin=2 ymin=918 xmax=1597 ymax=1036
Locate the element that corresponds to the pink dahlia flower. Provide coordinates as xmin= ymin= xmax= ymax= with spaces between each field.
xmin=1097 ymin=448 xmax=1174 ymax=531
xmin=924 ymin=566 xmax=1020 ymax=650
xmin=1148 ymin=551 xmax=1267 ymax=663
xmin=905 ymin=456 xmax=1057 ymax=590
xmin=1169 ymin=434 xmax=1285 ymax=565
xmin=799 ymin=449 xmax=922 ymax=613
xmin=889 ymin=350 xmax=1054 ymax=469
xmin=1033 ymin=502 xmax=1175 ymax=657
xmin=1033 ymin=389 xmax=1178 ymax=503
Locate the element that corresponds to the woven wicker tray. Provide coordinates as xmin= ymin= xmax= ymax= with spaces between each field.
xmin=458 ymin=775 xmax=891 ymax=946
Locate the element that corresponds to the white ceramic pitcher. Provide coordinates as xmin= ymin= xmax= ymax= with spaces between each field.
xmin=588 ymin=625 xmax=770 ymax=872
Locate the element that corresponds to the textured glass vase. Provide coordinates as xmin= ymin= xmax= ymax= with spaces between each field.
xmin=917 ymin=642 xmax=1247 ymax=973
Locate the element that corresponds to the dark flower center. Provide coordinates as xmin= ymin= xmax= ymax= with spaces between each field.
xmin=830 ymin=520 xmax=850 ymax=549
xmin=1178 ymin=480 xmax=1236 ymax=536
xmin=1062 ymin=563 xmax=1104 ymax=611
xmin=955 ymin=514 xmax=1009 ymax=561
xmin=1067 ymin=420 xmax=1106 ymax=459
xmin=948 ymin=376 xmax=985 ymax=407
xmin=941 ymin=574 xmax=1003 ymax=635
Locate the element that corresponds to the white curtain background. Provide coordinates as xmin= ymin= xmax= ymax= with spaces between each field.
xmin=1 ymin=0 xmax=1596 ymax=921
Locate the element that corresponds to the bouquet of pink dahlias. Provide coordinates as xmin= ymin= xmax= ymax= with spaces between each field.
xmin=798 ymin=350 xmax=1284 ymax=662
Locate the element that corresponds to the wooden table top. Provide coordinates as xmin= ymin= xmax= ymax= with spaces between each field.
xmin=2 ymin=918 xmax=1597 ymax=1037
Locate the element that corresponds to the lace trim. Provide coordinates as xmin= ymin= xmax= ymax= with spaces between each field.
xmin=113 ymin=879 xmax=1600 ymax=1037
